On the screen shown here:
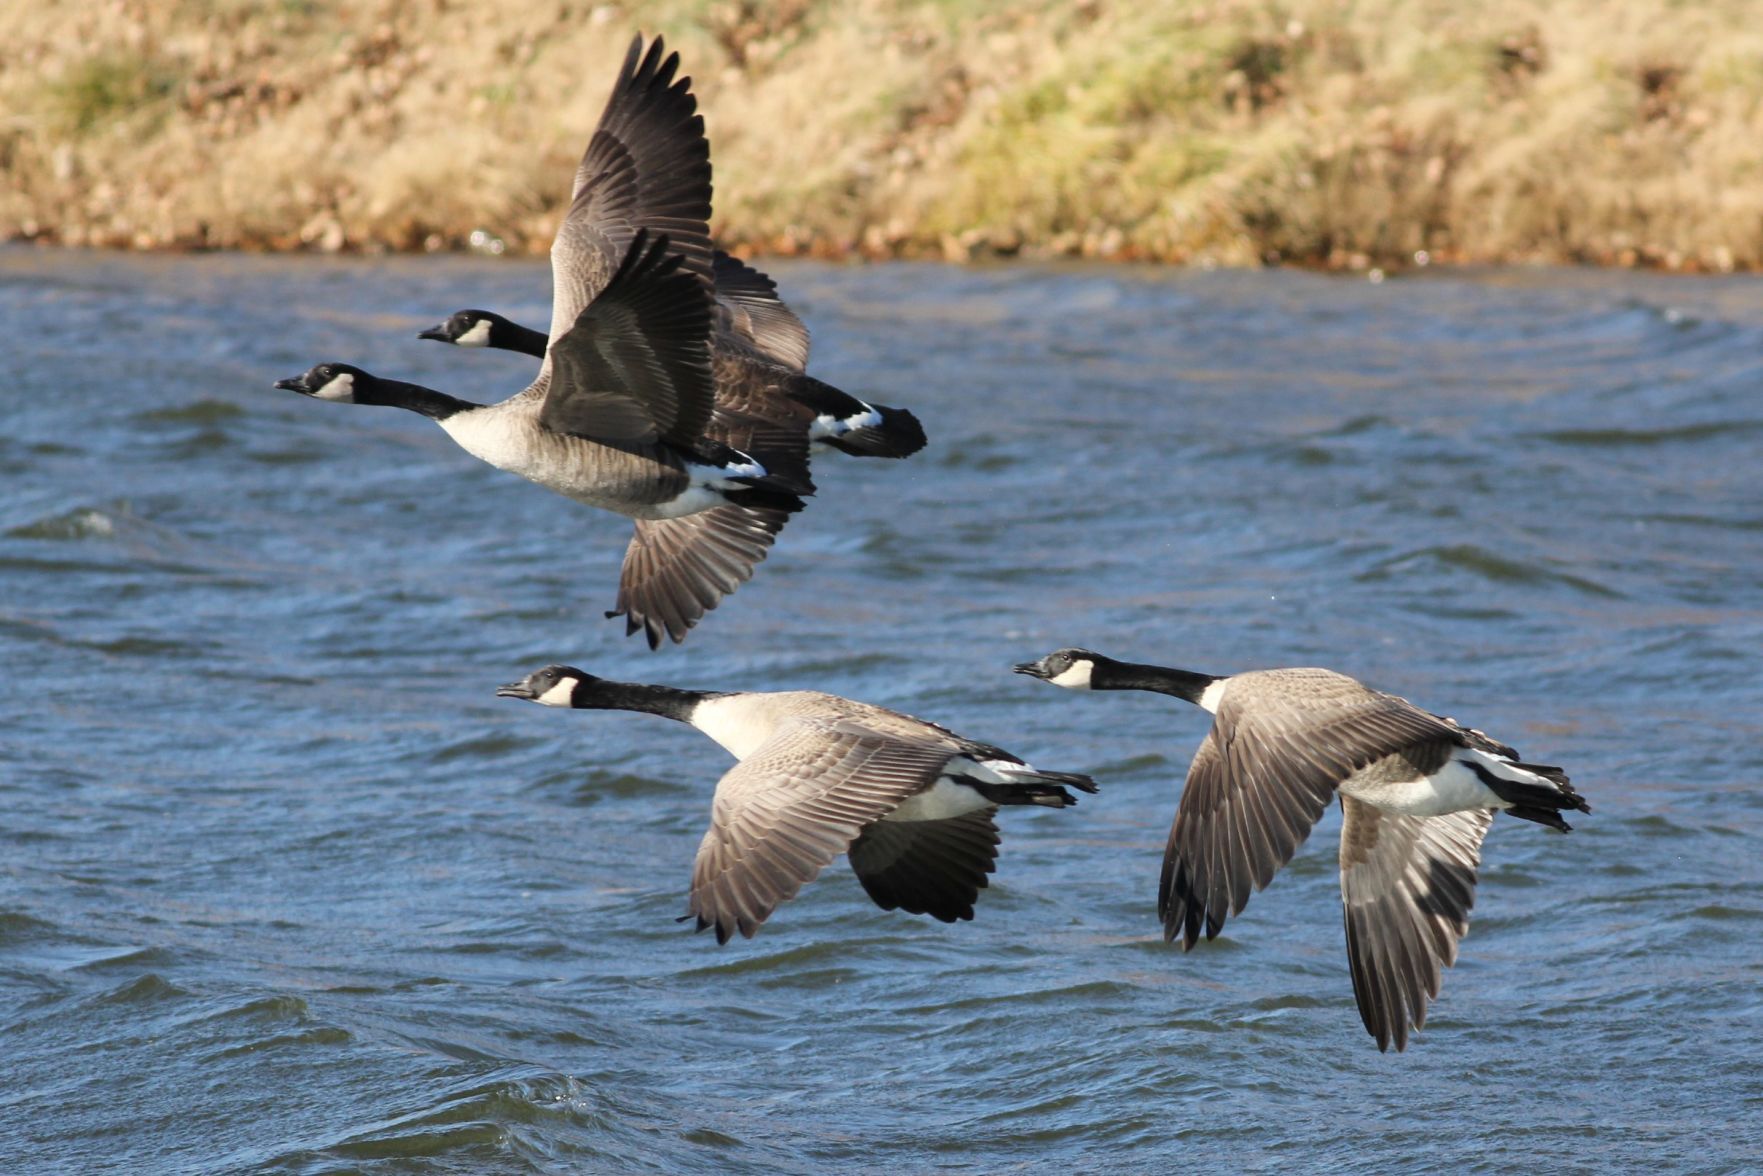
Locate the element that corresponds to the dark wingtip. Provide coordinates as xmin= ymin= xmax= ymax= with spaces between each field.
xmin=608 ymin=609 xmax=666 ymax=651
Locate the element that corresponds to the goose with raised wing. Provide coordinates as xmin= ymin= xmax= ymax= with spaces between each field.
xmin=1014 ymin=648 xmax=1587 ymax=1051
xmin=273 ymin=37 xmax=816 ymax=648
xmin=418 ymin=250 xmax=926 ymax=460
xmin=498 ymin=664 xmax=1098 ymax=942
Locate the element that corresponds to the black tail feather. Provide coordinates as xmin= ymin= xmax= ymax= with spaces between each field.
xmin=1510 ymin=760 xmax=1582 ymax=798
xmin=1503 ymin=805 xmax=1575 ymax=832
xmin=786 ymin=374 xmax=927 ymax=459
xmin=783 ymin=373 xmax=865 ymax=418
xmin=822 ymin=405 xmax=927 ymax=458
xmin=723 ymin=482 xmax=806 ymax=514
xmin=1023 ymin=768 xmax=1100 ymax=794
xmin=1468 ymin=759 xmax=1590 ymax=827
xmin=962 ymin=771 xmax=1097 ymax=808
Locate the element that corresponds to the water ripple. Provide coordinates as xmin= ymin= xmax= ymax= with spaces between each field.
xmin=2 ymin=253 xmax=1760 ymax=1172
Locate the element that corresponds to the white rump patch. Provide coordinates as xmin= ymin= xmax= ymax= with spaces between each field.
xmin=692 ymin=454 xmax=766 ymax=487
xmin=1340 ymin=751 xmax=1507 ymax=816
xmin=454 ymin=319 xmax=493 ymax=347
xmin=535 ymin=678 xmax=579 ymax=707
xmin=312 ymin=372 xmax=356 ymax=402
xmin=884 ymin=776 xmax=990 ymax=823
xmin=810 ymin=404 xmax=883 ymax=441
xmin=1047 ymin=660 xmax=1094 ymax=690
xmin=654 ymin=456 xmax=770 ymax=519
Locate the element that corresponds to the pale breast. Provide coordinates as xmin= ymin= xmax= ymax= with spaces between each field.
xmin=690 ymin=694 xmax=779 ymax=759
xmin=438 ymin=403 xmax=688 ymax=515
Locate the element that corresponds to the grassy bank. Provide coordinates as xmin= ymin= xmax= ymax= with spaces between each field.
xmin=3 ymin=0 xmax=1760 ymax=269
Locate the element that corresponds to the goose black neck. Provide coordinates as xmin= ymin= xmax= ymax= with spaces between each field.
xmin=361 ymin=378 xmax=476 ymax=421
xmin=574 ymin=680 xmax=716 ymax=724
xmin=1093 ymin=658 xmax=1217 ymax=704
xmin=494 ymin=319 xmax=549 ymax=359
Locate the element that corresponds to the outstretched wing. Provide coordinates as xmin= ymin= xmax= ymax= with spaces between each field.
xmin=689 ymin=723 xmax=955 ymax=943
xmin=1339 ymin=797 xmax=1491 ymax=1052
xmin=1159 ymin=671 xmax=1462 ymax=948
xmin=546 ymin=34 xmax=713 ymax=348
xmin=610 ymin=500 xmax=792 ymax=648
xmin=847 ymin=808 xmax=1000 ymax=923
xmin=712 ymin=250 xmax=812 ymax=372
xmin=540 ymin=230 xmax=714 ymax=444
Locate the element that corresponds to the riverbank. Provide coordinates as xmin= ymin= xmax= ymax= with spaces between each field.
xmin=4 ymin=0 xmax=1760 ymax=270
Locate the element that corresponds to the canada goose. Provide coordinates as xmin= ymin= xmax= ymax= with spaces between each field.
xmin=1014 ymin=648 xmax=1588 ymax=1051
xmin=273 ymin=37 xmax=812 ymax=648
xmin=497 ymin=664 xmax=1098 ymax=942
xmin=418 ymin=251 xmax=927 ymax=459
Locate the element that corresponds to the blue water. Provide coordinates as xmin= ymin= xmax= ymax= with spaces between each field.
xmin=2 ymin=248 xmax=1761 ymax=1172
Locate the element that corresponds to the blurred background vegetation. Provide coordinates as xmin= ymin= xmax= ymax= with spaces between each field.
xmin=3 ymin=0 xmax=1759 ymax=269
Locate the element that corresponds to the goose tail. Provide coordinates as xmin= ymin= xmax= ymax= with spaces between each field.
xmin=788 ymin=375 xmax=927 ymax=459
xmin=967 ymin=768 xmax=1099 ymax=808
xmin=1468 ymin=756 xmax=1589 ymax=831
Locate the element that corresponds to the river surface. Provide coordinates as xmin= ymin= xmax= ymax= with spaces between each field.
xmin=2 ymin=248 xmax=1760 ymax=1173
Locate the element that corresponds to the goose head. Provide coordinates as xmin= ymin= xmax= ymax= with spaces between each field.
xmin=418 ymin=309 xmax=501 ymax=348
xmin=273 ymin=362 xmax=371 ymax=403
xmin=1013 ymin=648 xmax=1102 ymax=690
xmin=497 ymin=664 xmax=594 ymax=708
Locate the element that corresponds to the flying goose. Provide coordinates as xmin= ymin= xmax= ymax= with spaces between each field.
xmin=497 ymin=664 xmax=1098 ymax=942
xmin=274 ymin=37 xmax=814 ymax=648
xmin=1014 ymin=648 xmax=1587 ymax=1051
xmin=418 ymin=251 xmax=927 ymax=460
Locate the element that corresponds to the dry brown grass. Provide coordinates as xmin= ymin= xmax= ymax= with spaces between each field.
xmin=3 ymin=0 xmax=1760 ymax=269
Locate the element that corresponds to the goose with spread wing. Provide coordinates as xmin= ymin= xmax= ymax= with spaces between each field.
xmin=274 ymin=37 xmax=815 ymax=647
xmin=498 ymin=664 xmax=1097 ymax=942
xmin=1015 ymin=648 xmax=1587 ymax=1051
xmin=417 ymin=249 xmax=926 ymax=461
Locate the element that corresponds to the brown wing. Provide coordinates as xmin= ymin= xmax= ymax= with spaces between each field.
xmin=846 ymin=809 xmax=1001 ymax=923
xmin=541 ymin=230 xmax=714 ymax=444
xmin=698 ymin=401 xmax=814 ymax=490
xmin=547 ymin=34 xmax=713 ymax=347
xmin=688 ymin=723 xmax=956 ymax=943
xmin=708 ymin=350 xmax=813 ymax=430
xmin=712 ymin=250 xmax=811 ymax=372
xmin=1339 ymin=797 xmax=1492 ymax=1052
xmin=1159 ymin=671 xmax=1463 ymax=949
xmin=608 ymin=501 xmax=792 ymax=649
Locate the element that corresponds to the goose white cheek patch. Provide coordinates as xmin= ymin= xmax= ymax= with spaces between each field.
xmin=1048 ymin=661 xmax=1093 ymax=689
xmin=312 ymin=373 xmax=356 ymax=402
xmin=535 ymin=679 xmax=578 ymax=707
xmin=454 ymin=319 xmax=493 ymax=347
